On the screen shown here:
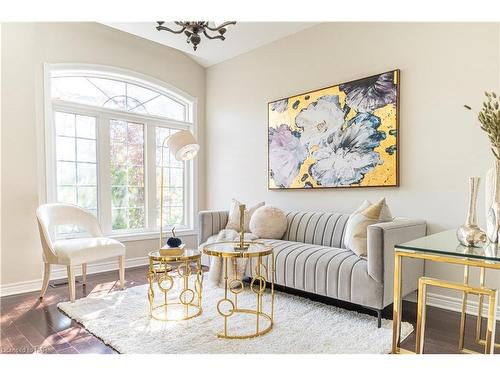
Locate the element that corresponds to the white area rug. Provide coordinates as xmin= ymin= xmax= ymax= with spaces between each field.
xmin=58 ymin=283 xmax=413 ymax=354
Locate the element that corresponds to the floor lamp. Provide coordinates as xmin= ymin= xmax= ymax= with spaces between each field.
xmin=159 ymin=130 xmax=199 ymax=250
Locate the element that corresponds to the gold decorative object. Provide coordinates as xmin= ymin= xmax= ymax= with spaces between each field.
xmin=456 ymin=177 xmax=487 ymax=247
xmin=147 ymin=249 xmax=203 ymax=321
xmin=234 ymin=204 xmax=249 ymax=251
xmin=159 ymin=243 xmax=185 ymax=256
xmin=202 ymin=241 xmax=275 ymax=339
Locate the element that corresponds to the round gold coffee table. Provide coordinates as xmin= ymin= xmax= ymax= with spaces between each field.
xmin=202 ymin=241 xmax=275 ymax=339
xmin=147 ymin=249 xmax=203 ymax=321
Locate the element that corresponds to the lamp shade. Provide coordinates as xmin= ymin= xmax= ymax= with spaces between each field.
xmin=167 ymin=130 xmax=200 ymax=161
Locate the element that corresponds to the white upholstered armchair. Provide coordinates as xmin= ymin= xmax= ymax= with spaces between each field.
xmin=36 ymin=203 xmax=126 ymax=302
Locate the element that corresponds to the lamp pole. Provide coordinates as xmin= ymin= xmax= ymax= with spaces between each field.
xmin=158 ymin=130 xmax=199 ymax=250
xmin=159 ymin=136 xmax=169 ymax=250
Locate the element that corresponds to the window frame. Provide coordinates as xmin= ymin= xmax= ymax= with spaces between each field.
xmin=43 ymin=64 xmax=198 ymax=241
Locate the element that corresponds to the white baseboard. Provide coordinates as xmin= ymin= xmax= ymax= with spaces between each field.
xmin=405 ymin=291 xmax=500 ymax=317
xmin=0 ymin=256 xmax=149 ymax=297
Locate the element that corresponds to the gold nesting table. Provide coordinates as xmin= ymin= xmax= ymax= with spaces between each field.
xmin=202 ymin=241 xmax=275 ymax=339
xmin=147 ymin=249 xmax=203 ymax=321
xmin=392 ymin=230 xmax=499 ymax=354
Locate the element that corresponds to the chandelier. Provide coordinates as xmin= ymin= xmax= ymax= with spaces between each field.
xmin=156 ymin=21 xmax=237 ymax=51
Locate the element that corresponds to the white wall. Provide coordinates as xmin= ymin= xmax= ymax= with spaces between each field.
xmin=206 ymin=23 xmax=500 ymax=302
xmin=2 ymin=22 xmax=500 ymax=310
xmin=0 ymin=23 xmax=206 ymax=291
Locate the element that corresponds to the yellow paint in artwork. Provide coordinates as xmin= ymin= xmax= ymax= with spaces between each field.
xmin=358 ymin=104 xmax=397 ymax=186
xmin=268 ymin=70 xmax=398 ymax=188
xmin=292 ymin=156 xmax=318 ymax=187
xmin=344 ymin=106 xmax=357 ymax=125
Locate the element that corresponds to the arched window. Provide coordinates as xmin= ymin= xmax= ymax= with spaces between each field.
xmin=51 ymin=75 xmax=188 ymax=121
xmin=44 ymin=64 xmax=197 ymax=238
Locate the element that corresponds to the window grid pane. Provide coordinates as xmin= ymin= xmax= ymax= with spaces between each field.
xmin=110 ymin=120 xmax=145 ymax=230
xmin=55 ymin=112 xmax=97 ymax=234
xmin=156 ymin=127 xmax=185 ymax=228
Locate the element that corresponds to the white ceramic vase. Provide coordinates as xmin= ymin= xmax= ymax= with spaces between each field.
xmin=485 ymin=159 xmax=500 ymax=243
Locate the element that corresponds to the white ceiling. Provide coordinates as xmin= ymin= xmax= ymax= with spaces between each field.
xmin=102 ymin=22 xmax=318 ymax=67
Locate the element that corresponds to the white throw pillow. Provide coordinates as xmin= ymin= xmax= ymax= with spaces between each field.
xmin=344 ymin=198 xmax=393 ymax=257
xmin=343 ymin=200 xmax=369 ymax=243
xmin=249 ymin=206 xmax=287 ymax=239
xmin=225 ymin=199 xmax=265 ymax=232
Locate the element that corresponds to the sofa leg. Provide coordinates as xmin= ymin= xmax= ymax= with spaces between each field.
xmin=377 ymin=310 xmax=382 ymax=328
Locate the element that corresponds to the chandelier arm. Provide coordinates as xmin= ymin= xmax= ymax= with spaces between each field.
xmin=203 ymin=30 xmax=225 ymax=41
xmin=156 ymin=24 xmax=186 ymax=34
xmin=156 ymin=21 xmax=235 ymax=51
xmin=204 ymin=21 xmax=236 ymax=31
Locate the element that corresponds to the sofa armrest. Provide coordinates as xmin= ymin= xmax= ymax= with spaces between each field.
xmin=198 ymin=210 xmax=229 ymax=245
xmin=367 ymin=219 xmax=427 ymax=307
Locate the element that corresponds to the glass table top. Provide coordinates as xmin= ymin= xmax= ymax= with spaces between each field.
xmin=396 ymin=230 xmax=500 ymax=262
xmin=202 ymin=241 xmax=273 ymax=258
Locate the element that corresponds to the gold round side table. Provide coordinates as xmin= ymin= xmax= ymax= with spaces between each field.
xmin=147 ymin=249 xmax=203 ymax=321
xmin=202 ymin=241 xmax=275 ymax=339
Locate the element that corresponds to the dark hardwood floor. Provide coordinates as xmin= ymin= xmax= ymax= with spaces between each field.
xmin=1 ymin=265 xmax=498 ymax=354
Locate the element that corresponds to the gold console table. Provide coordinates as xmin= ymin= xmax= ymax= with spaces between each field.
xmin=392 ymin=230 xmax=499 ymax=354
xmin=147 ymin=249 xmax=203 ymax=321
xmin=202 ymin=241 xmax=275 ymax=339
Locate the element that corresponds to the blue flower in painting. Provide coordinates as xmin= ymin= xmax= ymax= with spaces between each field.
xmin=339 ymin=72 xmax=396 ymax=113
xmin=295 ymin=95 xmax=348 ymax=147
xmin=269 ymin=124 xmax=309 ymax=188
xmin=309 ymin=113 xmax=385 ymax=186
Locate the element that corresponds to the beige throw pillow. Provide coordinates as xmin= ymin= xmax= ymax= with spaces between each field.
xmin=345 ymin=198 xmax=392 ymax=257
xmin=225 ymin=199 xmax=265 ymax=232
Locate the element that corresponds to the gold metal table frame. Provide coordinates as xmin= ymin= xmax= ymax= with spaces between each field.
xmin=392 ymin=250 xmax=499 ymax=354
xmin=464 ymin=266 xmax=500 ymax=353
xmin=203 ymin=241 xmax=275 ymax=339
xmin=416 ymin=275 xmax=498 ymax=354
xmin=147 ymin=250 xmax=203 ymax=321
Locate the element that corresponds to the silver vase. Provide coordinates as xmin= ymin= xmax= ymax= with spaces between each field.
xmin=456 ymin=177 xmax=487 ymax=247
xmin=485 ymin=159 xmax=500 ymax=243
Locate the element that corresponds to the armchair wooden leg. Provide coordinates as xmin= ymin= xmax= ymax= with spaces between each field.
xmin=82 ymin=263 xmax=87 ymax=285
xmin=39 ymin=262 xmax=51 ymax=300
xmin=67 ymin=266 xmax=76 ymax=302
xmin=118 ymin=255 xmax=125 ymax=289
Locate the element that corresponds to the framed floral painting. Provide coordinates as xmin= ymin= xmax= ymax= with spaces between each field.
xmin=268 ymin=69 xmax=400 ymax=189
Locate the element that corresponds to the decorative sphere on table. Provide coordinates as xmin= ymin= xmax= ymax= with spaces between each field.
xmin=166 ymin=227 xmax=182 ymax=248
